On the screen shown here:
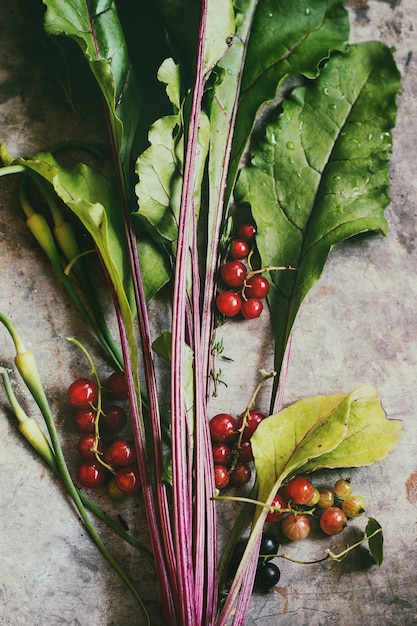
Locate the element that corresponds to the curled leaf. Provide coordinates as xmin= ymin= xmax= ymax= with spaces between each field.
xmin=252 ymin=385 xmax=402 ymax=506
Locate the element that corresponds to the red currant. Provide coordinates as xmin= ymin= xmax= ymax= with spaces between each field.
xmin=319 ymin=506 xmax=347 ymax=535
xmin=266 ymin=492 xmax=287 ymax=523
xmin=78 ymin=461 xmax=107 ymax=489
xmin=221 ymin=260 xmax=247 ymax=288
xmin=209 ymin=413 xmax=237 ymax=443
xmin=237 ymin=223 xmax=257 ymax=241
xmin=317 ymin=487 xmax=335 ymax=510
xmin=229 ymin=239 xmax=250 ymax=260
xmin=216 ymin=291 xmax=242 ymax=317
xmin=106 ymin=439 xmax=137 ymax=468
xmin=281 ymin=514 xmax=311 ymax=541
xmin=67 ymin=378 xmax=98 ymax=409
xmin=244 ymin=275 xmax=270 ymax=299
xmin=341 ymin=495 xmax=366 ymax=518
xmin=237 ymin=440 xmax=254 ymax=464
xmin=115 ymin=464 xmax=141 ymax=494
xmin=77 ymin=433 xmax=103 ymax=460
xmin=214 ymin=465 xmax=230 ymax=490
xmin=237 ymin=408 xmax=265 ymax=440
xmin=73 ymin=408 xmax=97 ymax=433
xmin=100 ymin=404 xmax=128 ymax=434
xmin=212 ymin=442 xmax=233 ymax=466
xmin=106 ymin=371 xmax=129 ymax=401
xmin=286 ymin=476 xmax=315 ymax=505
xmin=241 ymin=298 xmax=263 ymax=320
xmin=229 ymin=463 xmax=251 ymax=487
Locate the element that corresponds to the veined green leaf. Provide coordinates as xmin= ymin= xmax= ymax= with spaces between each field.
xmin=366 ymin=517 xmax=384 ymax=566
xmin=43 ymin=0 xmax=141 ymax=183
xmin=235 ymin=42 xmax=401 ymax=398
xmin=134 ymin=87 xmax=211 ymax=254
xmin=159 ymin=0 xmax=234 ymax=75
xmin=223 ymin=0 xmax=349 ymax=203
xmin=251 ymin=388 xmax=351 ymax=504
xmin=296 ymin=385 xmax=403 ymax=473
xmin=251 ymin=384 xmax=402 ymax=508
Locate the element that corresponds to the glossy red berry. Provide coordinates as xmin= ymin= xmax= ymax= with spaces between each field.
xmin=106 ymin=439 xmax=137 ymax=468
xmin=237 ymin=408 xmax=266 ymax=440
xmin=241 ymin=297 xmax=263 ymax=320
xmin=237 ymin=223 xmax=257 ymax=241
xmin=229 ymin=463 xmax=251 ymax=487
xmin=319 ymin=506 xmax=347 ymax=535
xmin=216 ymin=291 xmax=242 ymax=317
xmin=214 ymin=465 xmax=230 ymax=490
xmin=244 ymin=275 xmax=270 ymax=299
xmin=238 ymin=440 xmax=254 ymax=464
xmin=77 ymin=433 xmax=103 ymax=460
xmin=281 ymin=514 xmax=311 ymax=541
xmin=229 ymin=238 xmax=250 ymax=260
xmin=78 ymin=461 xmax=107 ymax=489
xmin=266 ymin=492 xmax=287 ymax=523
xmin=286 ymin=476 xmax=315 ymax=505
xmin=73 ymin=408 xmax=97 ymax=433
xmin=209 ymin=413 xmax=237 ymax=443
xmin=100 ymin=405 xmax=128 ymax=434
xmin=317 ymin=487 xmax=335 ymax=510
xmin=67 ymin=378 xmax=98 ymax=408
xmin=212 ymin=442 xmax=233 ymax=466
xmin=115 ymin=465 xmax=141 ymax=494
xmin=221 ymin=260 xmax=247 ymax=288
xmin=106 ymin=371 xmax=129 ymax=401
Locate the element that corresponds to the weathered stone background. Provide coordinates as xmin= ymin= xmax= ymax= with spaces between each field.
xmin=0 ymin=1 xmax=416 ymax=624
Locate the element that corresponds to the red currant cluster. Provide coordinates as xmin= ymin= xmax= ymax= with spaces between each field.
xmin=216 ymin=223 xmax=270 ymax=320
xmin=266 ymin=475 xmax=366 ymax=541
xmin=209 ymin=408 xmax=266 ymax=490
xmin=67 ymin=371 xmax=140 ymax=498
xmin=227 ymin=476 xmax=367 ymax=594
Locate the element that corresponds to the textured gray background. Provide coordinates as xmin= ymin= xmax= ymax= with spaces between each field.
xmin=1 ymin=1 xmax=416 ymax=625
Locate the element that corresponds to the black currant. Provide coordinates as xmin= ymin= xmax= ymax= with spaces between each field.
xmin=255 ymin=561 xmax=281 ymax=592
xmin=259 ymin=532 xmax=279 ymax=561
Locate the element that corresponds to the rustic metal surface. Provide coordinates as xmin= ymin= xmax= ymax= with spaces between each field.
xmin=1 ymin=1 xmax=416 ymax=625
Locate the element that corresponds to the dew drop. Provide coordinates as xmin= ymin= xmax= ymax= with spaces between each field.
xmin=333 ymin=175 xmax=341 ymax=181
xmin=286 ymin=141 xmax=295 ymax=150
xmin=305 ymin=7 xmax=311 ymax=14
xmin=288 ymin=157 xmax=294 ymax=164
xmin=324 ymin=87 xmax=329 ymax=95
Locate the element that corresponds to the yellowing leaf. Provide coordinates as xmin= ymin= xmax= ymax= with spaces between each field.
xmin=252 ymin=385 xmax=402 ymax=506
xmin=297 ymin=385 xmax=403 ymax=473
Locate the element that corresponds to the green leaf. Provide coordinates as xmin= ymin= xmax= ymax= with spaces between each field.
xmin=366 ymin=517 xmax=384 ymax=566
xmin=224 ymin=0 xmax=349 ymax=202
xmin=251 ymin=385 xmax=402 ymax=506
xmin=296 ymin=384 xmax=403 ymax=473
xmin=43 ymin=0 xmax=141 ymax=183
xmin=235 ymin=42 xmax=401 ymax=397
xmin=134 ymin=84 xmax=211 ymax=254
xmin=251 ymin=388 xmax=351 ymax=504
